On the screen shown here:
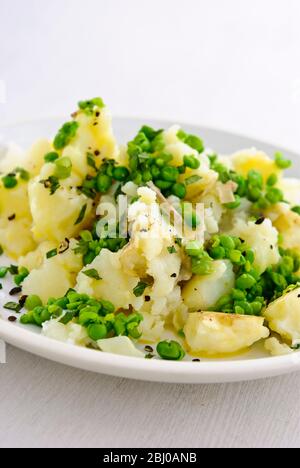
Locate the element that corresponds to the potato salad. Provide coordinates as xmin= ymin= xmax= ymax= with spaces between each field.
xmin=1 ymin=97 xmax=300 ymax=361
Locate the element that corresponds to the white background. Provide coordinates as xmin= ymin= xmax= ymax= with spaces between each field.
xmin=0 ymin=0 xmax=300 ymax=448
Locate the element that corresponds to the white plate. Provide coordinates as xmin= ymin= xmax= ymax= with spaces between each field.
xmin=0 ymin=117 xmax=300 ymax=384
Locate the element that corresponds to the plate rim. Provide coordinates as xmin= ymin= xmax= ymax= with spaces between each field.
xmin=0 ymin=116 xmax=299 ymax=383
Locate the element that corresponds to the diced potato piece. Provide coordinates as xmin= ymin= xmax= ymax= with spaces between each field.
xmin=264 ymin=337 xmax=293 ymax=356
xmin=184 ymin=312 xmax=269 ymax=355
xmin=42 ymin=320 xmax=89 ymax=346
xmin=97 ymin=337 xmax=144 ymax=358
xmin=231 ymin=149 xmax=280 ymax=181
xmin=28 ymin=174 xmax=93 ymax=243
xmin=263 ymin=287 xmax=300 ymax=347
xmin=0 ymin=218 xmax=36 ymax=259
xmin=0 ymin=180 xmax=36 ymax=258
xmin=18 ymin=241 xmax=56 ymax=271
xmin=272 ymin=208 xmax=300 ymax=254
xmin=62 ymin=107 xmax=119 ymax=178
xmin=182 ymin=260 xmax=235 ymax=311
xmin=279 ymin=178 xmax=300 ymax=206
xmin=22 ymin=239 xmax=82 ymax=302
xmin=232 ymin=219 xmax=280 ymax=274
xmin=0 ymin=139 xmax=52 ymax=176
xmin=76 ymin=249 xmax=141 ymax=310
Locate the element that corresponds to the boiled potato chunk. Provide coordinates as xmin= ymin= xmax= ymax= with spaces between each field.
xmin=279 ymin=178 xmax=300 ymax=206
xmin=184 ymin=312 xmax=269 ymax=355
xmin=62 ymin=106 xmax=119 ymax=179
xmin=272 ymin=209 xmax=300 ymax=254
xmin=0 ymin=181 xmax=36 ymax=258
xmin=76 ymin=249 xmax=141 ymax=310
xmin=0 ymin=218 xmax=36 ymax=259
xmin=231 ymin=149 xmax=280 ymax=181
xmin=22 ymin=239 xmax=82 ymax=302
xmin=182 ymin=260 xmax=235 ymax=311
xmin=264 ymin=337 xmax=293 ymax=356
xmin=264 ymin=287 xmax=300 ymax=347
xmin=232 ymin=219 xmax=280 ymax=274
xmin=28 ymin=176 xmax=93 ymax=243
xmin=0 ymin=139 xmax=51 ymax=176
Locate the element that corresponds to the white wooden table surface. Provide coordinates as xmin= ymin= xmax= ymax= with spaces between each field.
xmin=0 ymin=0 xmax=300 ymax=448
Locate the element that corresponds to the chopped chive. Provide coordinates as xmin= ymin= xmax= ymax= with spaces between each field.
xmin=59 ymin=311 xmax=75 ymax=325
xmin=133 ymin=281 xmax=148 ymax=297
xmin=4 ymin=302 xmax=22 ymax=313
xmin=82 ymin=269 xmax=102 ymax=280
xmin=87 ymin=153 xmax=97 ymax=170
xmin=46 ymin=249 xmax=58 ymax=259
xmin=75 ymin=204 xmax=87 ymax=225
xmin=167 ymin=246 xmax=177 ymax=254
xmin=185 ymin=175 xmax=202 ymax=186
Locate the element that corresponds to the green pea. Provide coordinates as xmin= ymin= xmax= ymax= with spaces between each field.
xmin=234 ymin=305 xmax=245 ymax=315
xmin=172 ymin=183 xmax=186 ymax=199
xmin=270 ymin=272 xmax=287 ymax=289
xmin=229 ymin=250 xmax=242 ymax=264
xmin=236 ymin=274 xmax=256 ymax=290
xmin=127 ymin=322 xmax=142 ymax=339
xmin=88 ymin=323 xmax=107 ymax=341
xmin=191 ymin=257 xmax=214 ymax=276
xmin=232 ymin=289 xmax=246 ymax=301
xmin=274 ymin=152 xmax=292 ymax=169
xmin=48 ymin=304 xmax=63 ymax=317
xmin=215 ymin=294 xmax=232 ymax=310
xmin=160 ymin=166 xmax=179 ymax=182
xmin=113 ymin=166 xmax=129 ymax=181
xmin=266 ymin=187 xmax=283 ymax=204
xmin=2 ymin=175 xmax=17 ymax=189
xmin=151 ymin=165 xmax=161 ymax=178
xmin=225 ymin=195 xmax=241 ymax=210
xmin=114 ymin=316 xmax=127 ymax=336
xmin=44 ymin=152 xmax=59 ymax=163
xmin=234 ymin=301 xmax=252 ymax=315
xmin=25 ymin=295 xmax=43 ymax=311
xmin=96 ymin=174 xmax=113 ymax=193
xmin=247 ymin=186 xmax=261 ymax=202
xmin=32 ymin=307 xmax=47 ymax=326
xmin=156 ymin=340 xmax=185 ymax=361
xmin=250 ymin=302 xmax=263 ymax=315
xmin=78 ymin=311 xmax=101 ymax=327
xmin=248 ymin=170 xmax=263 ymax=188
xmin=142 ymin=170 xmax=152 ymax=182
xmin=54 ymin=298 xmax=69 ymax=309
xmin=266 ymin=173 xmax=278 ymax=186
xmin=185 ymin=241 xmax=203 ymax=257
xmin=100 ymin=299 xmax=115 ymax=314
xmin=20 ymin=312 xmax=35 ymax=325
xmin=155 ymin=179 xmax=173 ymax=190
xmin=183 ymin=155 xmax=200 ymax=170
xmin=219 ymin=235 xmax=235 ymax=250
xmin=210 ymin=246 xmax=226 ymax=259
xmin=54 ymin=157 xmax=72 ymax=179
